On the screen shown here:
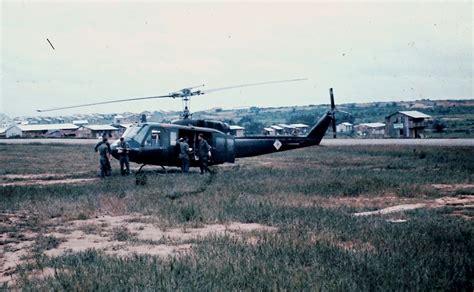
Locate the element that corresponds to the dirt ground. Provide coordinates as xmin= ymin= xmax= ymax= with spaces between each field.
xmin=0 ymin=213 xmax=277 ymax=285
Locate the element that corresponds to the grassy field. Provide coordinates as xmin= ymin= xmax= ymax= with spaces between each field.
xmin=1 ymin=143 xmax=473 ymax=290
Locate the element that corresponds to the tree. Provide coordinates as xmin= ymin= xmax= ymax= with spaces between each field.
xmin=238 ymin=116 xmax=264 ymax=135
xmin=432 ymin=119 xmax=446 ymax=133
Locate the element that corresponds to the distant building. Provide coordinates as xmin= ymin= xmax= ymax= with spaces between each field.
xmin=264 ymin=127 xmax=275 ymax=135
xmin=277 ymin=124 xmax=296 ymax=135
xmin=113 ymin=123 xmax=133 ymax=137
xmin=113 ymin=115 xmax=124 ymax=124
xmin=75 ymin=125 xmax=118 ymax=139
xmin=385 ymin=111 xmax=431 ymax=138
xmin=73 ymin=120 xmax=89 ymax=126
xmin=270 ymin=125 xmax=284 ymax=135
xmin=19 ymin=123 xmax=79 ymax=138
xmin=229 ymin=125 xmax=245 ymax=137
xmin=264 ymin=124 xmax=308 ymax=136
xmin=0 ymin=125 xmax=22 ymax=138
xmin=289 ymin=123 xmax=309 ymax=135
xmin=336 ymin=122 xmax=353 ymax=134
xmin=355 ymin=123 xmax=386 ymax=138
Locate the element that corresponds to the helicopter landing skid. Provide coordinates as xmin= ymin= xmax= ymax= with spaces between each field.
xmin=135 ymin=164 xmax=148 ymax=185
xmin=135 ymin=164 xmax=168 ymax=185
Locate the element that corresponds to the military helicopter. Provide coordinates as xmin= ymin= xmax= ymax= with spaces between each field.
xmin=38 ymin=79 xmax=340 ymax=173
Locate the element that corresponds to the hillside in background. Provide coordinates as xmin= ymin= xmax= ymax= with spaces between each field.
xmin=192 ymin=99 xmax=474 ymax=137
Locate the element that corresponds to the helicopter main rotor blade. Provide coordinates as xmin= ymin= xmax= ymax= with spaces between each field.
xmin=201 ymin=78 xmax=307 ymax=94
xmin=37 ymin=94 xmax=173 ymax=112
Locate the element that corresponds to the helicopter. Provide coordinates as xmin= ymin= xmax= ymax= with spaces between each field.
xmin=37 ymin=79 xmax=340 ymax=173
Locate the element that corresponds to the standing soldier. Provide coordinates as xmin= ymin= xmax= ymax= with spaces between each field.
xmin=94 ymin=136 xmax=111 ymax=178
xmin=178 ymin=137 xmax=190 ymax=173
xmin=197 ymin=133 xmax=212 ymax=174
xmin=118 ymin=137 xmax=130 ymax=176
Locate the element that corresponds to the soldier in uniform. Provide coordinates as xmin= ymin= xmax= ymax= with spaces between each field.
xmin=94 ymin=136 xmax=111 ymax=178
xmin=197 ymin=133 xmax=212 ymax=174
xmin=117 ymin=137 xmax=130 ymax=176
xmin=178 ymin=137 xmax=190 ymax=173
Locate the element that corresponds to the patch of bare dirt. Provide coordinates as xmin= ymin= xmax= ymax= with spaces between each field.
xmin=0 ymin=240 xmax=35 ymax=283
xmin=54 ymin=215 xmax=277 ymax=245
xmin=1 ymin=178 xmax=97 ymax=187
xmin=430 ymin=184 xmax=474 ymax=192
xmin=354 ymin=195 xmax=474 ymax=217
xmin=0 ymin=171 xmax=96 ymax=187
xmin=275 ymin=193 xmax=422 ymax=210
xmin=1 ymin=172 xmax=88 ymax=180
xmin=0 ymin=213 xmax=277 ymax=285
xmin=450 ymin=210 xmax=473 ymax=221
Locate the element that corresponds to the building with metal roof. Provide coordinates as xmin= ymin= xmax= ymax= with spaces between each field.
xmin=355 ymin=123 xmax=385 ymax=138
xmin=0 ymin=125 xmax=22 ymax=138
xmin=18 ymin=123 xmax=79 ymax=131
xmin=75 ymin=125 xmax=119 ymax=139
xmin=229 ymin=125 xmax=245 ymax=137
xmin=397 ymin=111 xmax=431 ymax=119
xmin=385 ymin=111 xmax=431 ymax=138
xmin=72 ymin=120 xmax=89 ymax=126
xmin=18 ymin=123 xmax=79 ymax=138
xmin=336 ymin=122 xmax=354 ymax=133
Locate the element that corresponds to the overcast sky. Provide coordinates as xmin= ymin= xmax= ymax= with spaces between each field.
xmin=1 ymin=1 xmax=472 ymax=117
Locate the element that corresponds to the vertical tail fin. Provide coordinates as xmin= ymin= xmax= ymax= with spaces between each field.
xmin=306 ymin=88 xmax=336 ymax=144
xmin=306 ymin=112 xmax=332 ymax=144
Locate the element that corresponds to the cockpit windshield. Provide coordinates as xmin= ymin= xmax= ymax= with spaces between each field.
xmin=122 ymin=125 xmax=138 ymax=138
xmin=123 ymin=124 xmax=149 ymax=144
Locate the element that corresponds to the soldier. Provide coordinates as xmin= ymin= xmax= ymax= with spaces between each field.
xmin=117 ymin=137 xmax=130 ymax=176
xmin=94 ymin=136 xmax=111 ymax=178
xmin=178 ymin=137 xmax=190 ymax=173
xmin=197 ymin=133 xmax=212 ymax=174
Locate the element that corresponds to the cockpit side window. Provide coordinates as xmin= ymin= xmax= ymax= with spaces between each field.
xmin=145 ymin=129 xmax=161 ymax=146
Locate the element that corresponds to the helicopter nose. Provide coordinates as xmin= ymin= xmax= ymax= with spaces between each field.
xmin=110 ymin=142 xmax=119 ymax=159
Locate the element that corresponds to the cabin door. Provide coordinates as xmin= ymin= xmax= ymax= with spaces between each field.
xmin=212 ymin=135 xmax=235 ymax=164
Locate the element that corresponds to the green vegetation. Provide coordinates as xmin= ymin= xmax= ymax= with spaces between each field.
xmin=33 ymin=235 xmax=63 ymax=254
xmin=193 ymin=99 xmax=474 ymax=137
xmin=1 ymin=144 xmax=473 ymax=290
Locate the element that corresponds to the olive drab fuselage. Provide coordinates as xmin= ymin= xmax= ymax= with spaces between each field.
xmin=110 ymin=112 xmax=333 ymax=168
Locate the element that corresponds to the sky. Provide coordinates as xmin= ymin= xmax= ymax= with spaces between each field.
xmin=1 ymin=1 xmax=472 ymax=117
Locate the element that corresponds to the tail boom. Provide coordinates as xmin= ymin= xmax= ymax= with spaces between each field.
xmin=234 ymin=113 xmax=332 ymax=158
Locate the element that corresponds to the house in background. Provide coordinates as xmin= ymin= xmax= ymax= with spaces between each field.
xmin=75 ymin=125 xmax=119 ymax=139
xmin=385 ymin=111 xmax=431 ymax=138
xmin=355 ymin=123 xmax=386 ymax=138
xmin=336 ymin=122 xmax=353 ymax=134
xmin=18 ymin=124 xmax=79 ymax=138
xmin=270 ymin=125 xmax=285 ymax=135
xmin=113 ymin=123 xmax=133 ymax=137
xmin=277 ymin=124 xmax=296 ymax=135
xmin=113 ymin=115 xmax=124 ymax=124
xmin=290 ymin=123 xmax=309 ymax=135
xmin=264 ymin=127 xmax=276 ymax=135
xmin=72 ymin=120 xmax=89 ymax=126
xmin=0 ymin=125 xmax=22 ymax=138
xmin=229 ymin=125 xmax=245 ymax=137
